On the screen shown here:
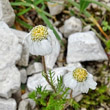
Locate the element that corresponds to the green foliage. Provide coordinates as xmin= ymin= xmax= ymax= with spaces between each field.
xmin=105 ymin=40 xmax=110 ymax=51
xmin=80 ymin=85 xmax=110 ymax=109
xmin=29 ymin=71 xmax=79 ymax=110
xmin=102 ymin=21 xmax=110 ymax=31
xmin=29 ymin=86 xmax=50 ymax=106
xmin=80 ymin=0 xmax=90 ymax=12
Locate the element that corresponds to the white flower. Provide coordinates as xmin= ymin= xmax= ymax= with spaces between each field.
xmin=63 ymin=68 xmax=97 ymax=94
xmin=25 ymin=25 xmax=52 ymax=56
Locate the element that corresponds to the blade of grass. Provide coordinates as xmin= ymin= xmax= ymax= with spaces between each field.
xmin=16 ymin=17 xmax=33 ymax=29
xmin=11 ymin=2 xmax=31 ymax=7
xmin=17 ymin=7 xmax=32 ymax=16
xmin=80 ymin=0 xmax=90 ymax=12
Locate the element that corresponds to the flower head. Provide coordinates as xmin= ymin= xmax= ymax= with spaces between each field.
xmin=73 ymin=68 xmax=88 ymax=82
xmin=25 ymin=25 xmax=53 ymax=56
xmin=63 ymin=67 xmax=97 ymax=94
xmin=31 ymin=25 xmax=48 ymax=41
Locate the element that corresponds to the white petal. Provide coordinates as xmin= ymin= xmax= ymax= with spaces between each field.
xmin=81 ymin=82 xmax=89 ymax=93
xmin=63 ymin=72 xmax=77 ymax=90
xmin=86 ymin=73 xmax=97 ymax=90
xmin=39 ymin=37 xmax=52 ymax=55
xmin=28 ymin=38 xmax=52 ymax=56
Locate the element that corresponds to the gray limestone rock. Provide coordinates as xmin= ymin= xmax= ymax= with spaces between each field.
xmin=0 ymin=21 xmax=22 ymax=69
xmin=0 ymin=66 xmax=21 ymax=98
xmin=18 ymin=99 xmax=29 ymax=110
xmin=0 ymin=98 xmax=16 ymax=110
xmin=20 ymin=69 xmax=27 ymax=84
xmin=47 ymin=0 xmax=64 ymax=15
xmin=11 ymin=29 xmax=29 ymax=66
xmin=0 ymin=22 xmax=21 ymax=98
xmin=67 ymin=31 xmax=108 ymax=63
xmin=0 ymin=0 xmax=15 ymax=26
xmin=27 ymin=73 xmax=52 ymax=91
xmin=26 ymin=62 xmax=43 ymax=75
xmin=63 ymin=16 xmax=82 ymax=38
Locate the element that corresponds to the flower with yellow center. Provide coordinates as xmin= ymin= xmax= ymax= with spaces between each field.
xmin=24 ymin=25 xmax=53 ymax=56
xmin=31 ymin=25 xmax=48 ymax=41
xmin=63 ymin=67 xmax=97 ymax=95
xmin=73 ymin=68 xmax=88 ymax=82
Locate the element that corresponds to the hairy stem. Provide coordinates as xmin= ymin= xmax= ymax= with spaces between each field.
xmin=70 ymin=90 xmax=73 ymax=99
xmin=42 ymin=56 xmax=56 ymax=93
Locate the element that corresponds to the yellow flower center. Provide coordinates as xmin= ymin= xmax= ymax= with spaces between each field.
xmin=73 ymin=68 xmax=88 ymax=82
xmin=31 ymin=25 xmax=48 ymax=41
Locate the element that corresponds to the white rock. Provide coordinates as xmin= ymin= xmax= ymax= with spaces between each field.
xmin=0 ymin=22 xmax=21 ymax=98
xmin=0 ymin=66 xmax=21 ymax=98
xmin=83 ymin=25 xmax=91 ymax=32
xmin=27 ymin=62 xmax=43 ymax=75
xmin=27 ymin=73 xmax=52 ymax=91
xmin=47 ymin=0 xmax=64 ymax=15
xmin=75 ymin=94 xmax=83 ymax=102
xmin=63 ymin=16 xmax=82 ymax=38
xmin=20 ymin=69 xmax=27 ymax=84
xmin=21 ymin=94 xmax=36 ymax=109
xmin=0 ymin=0 xmax=15 ymax=26
xmin=18 ymin=99 xmax=29 ymax=110
xmin=0 ymin=21 xmax=22 ymax=69
xmin=21 ymin=92 xmax=29 ymax=100
xmin=45 ymin=29 xmax=62 ymax=69
xmin=11 ymin=29 xmax=29 ymax=66
xmin=67 ymin=31 xmax=108 ymax=63
xmin=0 ymin=98 xmax=16 ymax=110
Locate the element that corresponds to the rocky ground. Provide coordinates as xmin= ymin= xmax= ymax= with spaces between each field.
xmin=0 ymin=0 xmax=110 ymax=110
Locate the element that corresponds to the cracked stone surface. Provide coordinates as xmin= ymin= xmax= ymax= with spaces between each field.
xmin=0 ymin=22 xmax=21 ymax=98
xmin=0 ymin=22 xmax=22 ymax=69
